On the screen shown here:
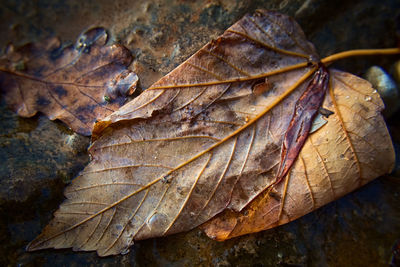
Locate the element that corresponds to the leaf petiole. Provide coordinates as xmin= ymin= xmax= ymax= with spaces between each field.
xmin=321 ymin=47 xmax=400 ymax=65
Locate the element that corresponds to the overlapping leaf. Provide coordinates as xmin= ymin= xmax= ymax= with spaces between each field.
xmin=0 ymin=28 xmax=138 ymax=135
xmin=26 ymin=10 xmax=394 ymax=256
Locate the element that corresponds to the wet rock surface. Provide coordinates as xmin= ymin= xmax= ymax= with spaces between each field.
xmin=0 ymin=0 xmax=400 ymax=266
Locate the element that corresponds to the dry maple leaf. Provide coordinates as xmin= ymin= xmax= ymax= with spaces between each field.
xmin=26 ymin=10 xmax=397 ymax=256
xmin=0 ymin=27 xmax=138 ymax=136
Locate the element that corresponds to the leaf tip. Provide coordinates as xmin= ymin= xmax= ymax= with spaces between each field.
xmin=25 ymin=238 xmax=42 ymax=252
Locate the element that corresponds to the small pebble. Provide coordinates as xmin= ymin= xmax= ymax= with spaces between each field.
xmin=365 ymin=66 xmax=399 ymax=117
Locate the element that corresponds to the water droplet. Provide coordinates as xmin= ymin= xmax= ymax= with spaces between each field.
xmin=251 ymin=107 xmax=256 ymax=112
xmin=64 ymin=133 xmax=77 ymax=146
xmin=365 ymin=96 xmax=372 ymax=101
xmin=121 ymin=248 xmax=130 ymax=255
xmin=162 ymin=174 xmax=171 ymax=184
xmin=147 ymin=213 xmax=168 ymax=230
xmin=372 ymin=89 xmax=377 ymax=94
xmin=208 ymin=233 xmax=216 ymax=239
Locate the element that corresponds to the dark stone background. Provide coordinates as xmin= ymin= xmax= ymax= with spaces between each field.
xmin=0 ymin=0 xmax=400 ymax=266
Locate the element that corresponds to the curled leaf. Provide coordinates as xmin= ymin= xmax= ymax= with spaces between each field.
xmin=0 ymin=28 xmax=138 ymax=136
xmin=273 ymin=64 xmax=329 ymax=186
xmin=26 ymin=10 xmax=394 ymax=256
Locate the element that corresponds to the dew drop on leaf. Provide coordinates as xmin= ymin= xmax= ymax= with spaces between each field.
xmin=147 ymin=213 xmax=168 ymax=230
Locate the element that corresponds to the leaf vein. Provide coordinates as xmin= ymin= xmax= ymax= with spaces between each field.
xmin=329 ymin=81 xmax=363 ymax=186
xmin=198 ymin=137 xmax=237 ymax=216
xmin=203 ymin=49 xmax=250 ymax=77
xmin=164 ymin=152 xmax=213 ymax=234
xmin=257 ymin=10 xmax=311 ymax=54
xmin=309 ymin=136 xmax=335 ymax=199
xmin=226 ymin=29 xmax=309 ymax=59
xmin=300 ymin=156 xmax=315 ymax=210
xmin=80 ymin=164 xmax=174 ymax=175
xmin=104 ymin=189 xmax=150 ymax=254
xmin=97 ymin=135 xmax=221 ymax=150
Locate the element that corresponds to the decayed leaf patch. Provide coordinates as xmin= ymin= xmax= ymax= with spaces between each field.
xmin=0 ymin=27 xmax=138 ymax=136
xmin=26 ymin=10 xmax=395 ymax=256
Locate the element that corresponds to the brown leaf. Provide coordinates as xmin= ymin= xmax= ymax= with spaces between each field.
xmin=0 ymin=27 xmax=138 ymax=136
xmin=26 ymin=10 xmax=394 ymax=256
xmin=201 ymin=69 xmax=395 ymax=240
